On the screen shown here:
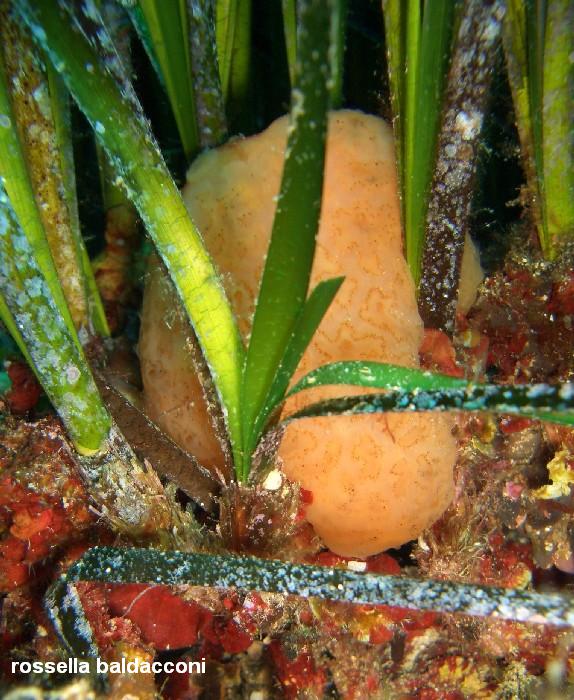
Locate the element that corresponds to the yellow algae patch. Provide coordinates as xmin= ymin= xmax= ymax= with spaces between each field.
xmin=532 ymin=450 xmax=574 ymax=500
xmin=140 ymin=110 xmax=463 ymax=557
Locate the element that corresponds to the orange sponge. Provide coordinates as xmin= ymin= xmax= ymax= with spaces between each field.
xmin=139 ymin=111 xmax=464 ymax=557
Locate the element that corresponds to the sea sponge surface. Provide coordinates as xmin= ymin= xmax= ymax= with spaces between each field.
xmin=139 ymin=110 xmax=457 ymax=557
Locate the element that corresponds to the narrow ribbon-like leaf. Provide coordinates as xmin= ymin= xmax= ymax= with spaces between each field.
xmin=241 ymin=0 xmax=341 ymax=480
xmin=288 ymin=361 xmax=466 ymax=397
xmin=330 ymin=0 xmax=348 ymax=108
xmin=0 ymin=10 xmax=109 ymax=335
xmin=45 ymin=579 xmax=99 ymax=659
xmin=382 ymin=1 xmax=459 ymax=286
xmin=526 ymin=0 xmax=547 ymax=251
xmin=59 ymin=546 xmax=574 ymax=627
xmin=406 ymin=0 xmax=458 ymax=286
xmin=0 ymin=50 xmax=78 ymax=347
xmin=416 ymin=0 xmax=502 ymax=333
xmin=187 ymin=0 xmax=227 ymax=148
xmin=46 ymin=64 xmax=110 ymax=337
xmin=542 ymin=0 xmax=574 ymax=250
xmin=281 ymin=0 xmax=297 ymax=87
xmin=284 ymin=380 xmax=574 ymax=428
xmin=503 ymin=1 xmax=529 ymax=143
xmin=15 ymin=0 xmax=245 ymax=470
xmin=93 ymin=2 xmax=142 ymax=337
xmin=382 ymin=0 xmax=406 ymax=192
xmin=126 ymin=3 xmax=165 ymax=85
xmin=246 ymin=276 xmax=344 ymax=458
xmin=45 ymin=579 xmax=107 ymax=687
xmin=503 ymin=0 xmax=574 ymax=259
xmin=503 ymin=1 xmax=543 ymax=253
xmin=136 ymin=0 xmax=199 ymax=161
xmin=403 ymin=0 xmax=421 ymax=270
xmin=215 ymin=0 xmax=252 ymax=130
xmin=0 ymin=186 xmax=111 ymax=454
xmin=0 ymin=293 xmax=34 ymax=369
